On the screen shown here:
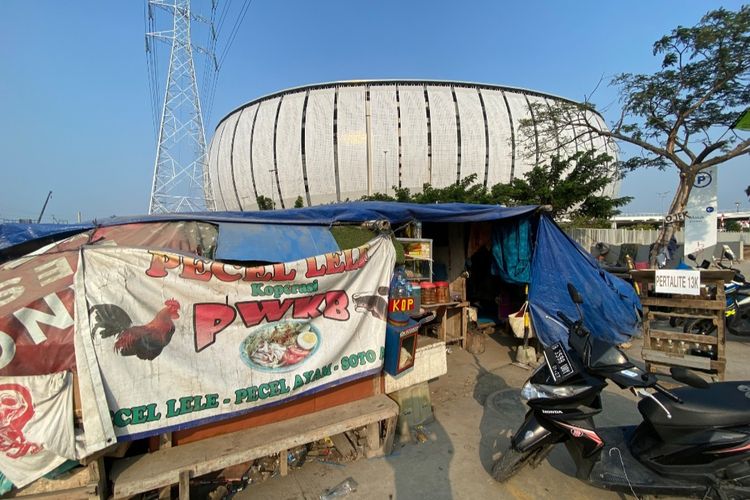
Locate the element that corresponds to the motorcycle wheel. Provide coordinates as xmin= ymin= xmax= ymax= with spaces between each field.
xmin=727 ymin=303 xmax=750 ymax=336
xmin=683 ymin=318 xmax=716 ymax=336
xmin=491 ymin=447 xmax=536 ymax=482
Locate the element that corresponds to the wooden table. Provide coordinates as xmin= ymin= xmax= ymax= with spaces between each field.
xmin=421 ymin=301 xmax=469 ymax=348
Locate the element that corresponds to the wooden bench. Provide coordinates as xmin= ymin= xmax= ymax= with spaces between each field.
xmin=109 ymin=394 xmax=399 ymax=499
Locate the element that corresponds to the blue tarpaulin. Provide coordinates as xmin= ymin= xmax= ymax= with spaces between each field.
xmin=491 ymin=216 xmax=532 ymax=285
xmin=215 ymin=223 xmax=339 ymax=262
xmin=529 ymin=215 xmax=641 ymax=346
xmin=0 ymin=202 xmax=640 ymax=347
xmin=0 ymin=223 xmax=93 ymax=251
xmin=0 ymin=202 xmax=537 ymax=252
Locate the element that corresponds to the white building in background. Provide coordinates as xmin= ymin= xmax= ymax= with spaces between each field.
xmin=208 ymin=80 xmax=617 ymax=210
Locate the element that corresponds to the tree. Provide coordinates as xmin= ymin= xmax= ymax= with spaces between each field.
xmin=361 ymin=150 xmax=629 ymax=220
xmin=491 ymin=151 xmax=631 ymax=220
xmin=294 ymin=196 xmax=305 ymax=208
xmin=521 ymin=7 xmax=750 ymax=264
xmin=256 ymin=195 xmax=274 ymax=210
xmin=725 ymin=220 xmax=741 ymax=232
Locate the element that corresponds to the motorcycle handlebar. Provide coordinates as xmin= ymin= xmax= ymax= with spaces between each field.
xmin=557 ymin=311 xmax=587 ymax=337
xmin=556 ymin=311 xmax=573 ymax=327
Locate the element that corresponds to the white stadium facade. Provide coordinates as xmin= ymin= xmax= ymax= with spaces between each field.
xmin=207 ymin=80 xmax=617 ymax=210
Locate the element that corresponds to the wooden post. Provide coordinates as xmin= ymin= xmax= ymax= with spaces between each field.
xmin=158 ymin=433 xmax=172 ymax=500
xmin=178 ymin=470 xmax=191 ymax=500
xmin=382 ymin=415 xmax=397 ymax=455
xmin=365 ymin=422 xmax=381 ymax=458
xmin=86 ymin=457 xmax=106 ymax=500
xmin=279 ymin=450 xmax=288 ymax=477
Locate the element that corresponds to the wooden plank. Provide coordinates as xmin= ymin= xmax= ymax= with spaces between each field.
xmin=279 ymin=450 xmax=288 ymax=477
xmin=111 ymin=394 xmax=399 ymax=498
xmin=86 ymin=458 xmax=105 ymax=500
xmin=7 ymin=487 xmax=89 ymax=499
xmin=647 ymin=310 xmax=716 ymax=320
xmin=365 ymin=422 xmax=380 ymax=458
xmin=174 ymin=375 xmax=375 ymax=445
xmin=648 ymin=329 xmax=719 ymax=345
xmin=10 ymin=468 xmax=90 ymax=498
xmin=178 ymin=470 xmax=190 ymax=500
xmin=642 ymin=349 xmax=713 ymax=370
xmin=640 ymin=297 xmax=725 ymax=310
xmin=648 ymin=358 xmax=726 ymax=380
xmin=158 ymin=433 xmax=173 ymax=500
xmin=382 ymin=415 xmax=397 ymax=455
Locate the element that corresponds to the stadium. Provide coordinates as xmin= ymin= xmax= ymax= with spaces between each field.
xmin=207 ymin=80 xmax=616 ymax=210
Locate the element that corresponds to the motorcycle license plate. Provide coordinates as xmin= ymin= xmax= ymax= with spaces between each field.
xmin=543 ymin=341 xmax=577 ymax=383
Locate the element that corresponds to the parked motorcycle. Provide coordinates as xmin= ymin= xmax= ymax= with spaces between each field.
xmin=682 ymin=248 xmax=750 ymax=338
xmin=492 ymin=283 xmax=750 ymax=499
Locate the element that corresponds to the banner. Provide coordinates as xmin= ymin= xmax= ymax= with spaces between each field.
xmin=75 ymin=236 xmax=395 ymax=439
xmin=0 ymin=221 xmax=216 ymax=377
xmin=685 ymin=167 xmax=718 ymax=256
xmin=0 ymin=372 xmax=74 ymax=488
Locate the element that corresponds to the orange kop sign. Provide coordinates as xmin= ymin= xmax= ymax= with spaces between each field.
xmin=388 ymin=297 xmax=415 ymax=313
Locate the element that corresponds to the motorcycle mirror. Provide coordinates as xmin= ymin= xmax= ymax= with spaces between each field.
xmin=687 ymin=253 xmax=697 ymax=262
xmin=700 ymin=259 xmax=711 ymax=269
xmin=567 ymin=283 xmax=584 ymax=304
xmin=670 ymin=366 xmax=709 ymax=389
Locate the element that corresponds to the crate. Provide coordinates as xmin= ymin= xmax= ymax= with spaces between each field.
xmin=631 ymin=270 xmax=733 ymax=381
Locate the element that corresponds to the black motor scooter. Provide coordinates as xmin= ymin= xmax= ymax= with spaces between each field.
xmin=492 ymin=283 xmax=750 ymax=499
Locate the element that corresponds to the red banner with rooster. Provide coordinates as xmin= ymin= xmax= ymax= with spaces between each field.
xmin=74 ymin=236 xmax=395 ymax=439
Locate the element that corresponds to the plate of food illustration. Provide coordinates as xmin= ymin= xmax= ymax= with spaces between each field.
xmin=239 ymin=320 xmax=320 ymax=371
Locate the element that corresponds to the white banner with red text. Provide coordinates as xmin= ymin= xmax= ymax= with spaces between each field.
xmin=0 ymin=372 xmax=74 ymax=487
xmin=75 ymin=236 xmax=395 ymax=439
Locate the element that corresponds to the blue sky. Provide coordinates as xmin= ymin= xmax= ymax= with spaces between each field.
xmin=1 ymin=1 xmax=747 ymax=222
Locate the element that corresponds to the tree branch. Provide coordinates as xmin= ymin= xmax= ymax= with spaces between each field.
xmin=699 ymin=138 xmax=750 ymax=169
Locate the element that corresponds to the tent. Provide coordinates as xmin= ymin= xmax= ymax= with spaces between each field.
xmin=0 ymin=201 xmax=641 ymax=488
xmin=0 ymin=201 xmax=640 ymax=353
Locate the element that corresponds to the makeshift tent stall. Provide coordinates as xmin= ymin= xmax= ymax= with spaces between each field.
xmin=0 ymin=202 xmax=640 ymax=496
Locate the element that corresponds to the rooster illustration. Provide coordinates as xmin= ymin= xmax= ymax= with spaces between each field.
xmin=90 ymin=299 xmax=180 ymax=360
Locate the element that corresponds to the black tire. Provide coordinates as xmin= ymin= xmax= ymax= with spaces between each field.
xmin=727 ymin=303 xmax=750 ymax=336
xmin=684 ymin=318 xmax=717 ymax=336
xmin=491 ymin=447 xmax=536 ymax=482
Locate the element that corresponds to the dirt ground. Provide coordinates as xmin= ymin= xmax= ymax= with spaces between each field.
xmin=228 ymin=319 xmax=750 ymax=500
xmin=231 ymin=261 xmax=750 ymax=499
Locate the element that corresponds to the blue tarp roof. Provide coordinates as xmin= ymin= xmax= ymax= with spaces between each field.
xmin=0 ymin=202 xmax=537 ymax=251
xmin=215 ymin=223 xmax=339 ymax=262
xmin=0 ymin=223 xmax=94 ymax=251
xmin=0 ymin=202 xmax=641 ymax=345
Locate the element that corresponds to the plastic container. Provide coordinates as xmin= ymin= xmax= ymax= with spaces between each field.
xmin=421 ymin=282 xmax=436 ymax=305
xmin=388 ymin=266 xmax=413 ymax=326
xmin=410 ymin=282 xmax=422 ymax=311
xmin=434 ymin=281 xmax=449 ymax=303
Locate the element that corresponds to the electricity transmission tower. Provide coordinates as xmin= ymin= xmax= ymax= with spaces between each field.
xmin=147 ymin=0 xmax=215 ymax=214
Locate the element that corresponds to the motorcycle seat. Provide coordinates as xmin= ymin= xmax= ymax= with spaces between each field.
xmin=639 ymin=382 xmax=750 ymax=433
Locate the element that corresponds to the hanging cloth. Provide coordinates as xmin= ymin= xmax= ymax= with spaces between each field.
xmin=490 ymin=217 xmax=532 ymax=285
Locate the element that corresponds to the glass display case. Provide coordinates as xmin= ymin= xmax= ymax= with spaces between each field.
xmin=398 ymin=238 xmax=432 ymax=282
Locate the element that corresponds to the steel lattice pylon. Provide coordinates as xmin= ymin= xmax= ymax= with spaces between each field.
xmin=148 ymin=0 xmax=214 ymax=214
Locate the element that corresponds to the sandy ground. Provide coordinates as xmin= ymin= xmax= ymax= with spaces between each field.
xmin=232 ymin=263 xmax=750 ymax=500
xmin=232 ymin=327 xmax=750 ymax=500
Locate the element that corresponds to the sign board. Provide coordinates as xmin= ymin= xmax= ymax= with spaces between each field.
xmin=664 ymin=210 xmax=688 ymax=224
xmin=685 ymin=168 xmax=717 ymax=255
xmin=654 ymin=269 xmax=701 ymax=296
xmin=74 ymin=236 xmax=395 ymax=439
